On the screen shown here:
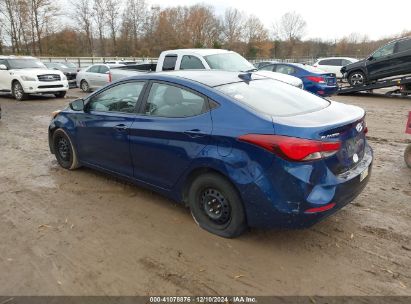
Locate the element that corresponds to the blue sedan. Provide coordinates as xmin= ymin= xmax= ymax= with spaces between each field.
xmin=49 ymin=71 xmax=372 ymax=238
xmin=259 ymin=62 xmax=338 ymax=96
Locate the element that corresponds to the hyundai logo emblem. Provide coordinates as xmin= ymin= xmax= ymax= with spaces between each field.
xmin=356 ymin=123 xmax=363 ymax=133
xmin=47 ymin=75 xmax=54 ymax=80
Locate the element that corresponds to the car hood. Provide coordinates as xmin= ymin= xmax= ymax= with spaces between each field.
xmin=254 ymin=70 xmax=303 ymax=87
xmin=11 ymin=68 xmax=64 ymax=76
xmin=341 ymin=59 xmax=365 ymax=73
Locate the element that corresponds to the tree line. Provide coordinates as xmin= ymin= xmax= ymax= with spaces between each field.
xmin=0 ymin=0 xmax=409 ymax=59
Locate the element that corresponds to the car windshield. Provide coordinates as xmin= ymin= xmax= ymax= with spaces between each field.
xmin=204 ymin=53 xmax=255 ymax=72
xmin=216 ymin=79 xmax=330 ymax=117
xmin=8 ymin=59 xmax=46 ymax=69
xmin=64 ymin=62 xmax=77 ymax=68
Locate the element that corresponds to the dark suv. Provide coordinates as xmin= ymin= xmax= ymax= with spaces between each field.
xmin=341 ymin=37 xmax=411 ymax=86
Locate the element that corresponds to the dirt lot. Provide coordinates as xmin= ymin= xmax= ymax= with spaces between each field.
xmin=0 ymin=88 xmax=410 ymax=296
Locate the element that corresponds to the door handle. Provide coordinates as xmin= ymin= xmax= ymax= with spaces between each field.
xmin=114 ymin=124 xmax=128 ymax=131
xmin=184 ymin=129 xmax=206 ymax=138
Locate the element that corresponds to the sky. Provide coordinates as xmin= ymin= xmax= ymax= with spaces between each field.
xmin=146 ymin=0 xmax=411 ymax=41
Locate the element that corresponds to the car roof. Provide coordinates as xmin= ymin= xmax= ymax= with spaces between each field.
xmin=132 ymin=70 xmax=268 ymax=87
xmin=161 ymin=49 xmax=233 ymax=57
xmin=316 ymin=57 xmax=358 ymax=61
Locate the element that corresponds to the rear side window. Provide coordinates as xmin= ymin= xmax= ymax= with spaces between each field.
xmin=180 ymin=55 xmax=205 ymax=70
xmin=162 ymin=55 xmax=177 ymax=71
xmin=215 ymin=79 xmax=329 ymax=117
xmin=275 ymin=65 xmax=296 ymax=75
xmin=259 ymin=64 xmax=274 ymax=71
xmin=373 ymin=43 xmax=395 ymax=59
xmin=99 ymin=65 xmax=109 ymax=74
xmin=319 ymin=59 xmax=343 ymax=66
xmin=144 ymin=83 xmax=207 ymax=118
xmin=87 ymin=65 xmax=100 ymax=73
xmin=397 ymin=39 xmax=411 ymax=53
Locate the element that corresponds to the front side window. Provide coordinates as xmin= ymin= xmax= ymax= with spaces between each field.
xmin=180 ymin=55 xmax=205 ymax=70
xmin=88 ymin=82 xmax=145 ymax=113
xmin=373 ymin=43 xmax=395 ymax=59
xmin=145 ymin=83 xmax=207 ymax=118
xmin=204 ymin=53 xmax=255 ymax=72
xmin=396 ymin=39 xmax=411 ymax=53
xmin=319 ymin=59 xmax=342 ymax=66
xmin=215 ymin=79 xmax=329 ymax=117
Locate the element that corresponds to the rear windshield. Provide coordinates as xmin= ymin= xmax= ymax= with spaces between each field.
xmin=215 ymin=79 xmax=329 ymax=116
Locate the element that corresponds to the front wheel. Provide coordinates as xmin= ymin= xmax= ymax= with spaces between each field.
xmin=348 ymin=71 xmax=366 ymax=86
xmin=12 ymin=81 xmax=29 ymax=101
xmin=405 ymin=144 xmax=411 ymax=169
xmin=54 ymin=91 xmax=66 ymax=98
xmin=188 ymin=173 xmax=247 ymax=238
xmin=52 ymin=129 xmax=80 ymax=170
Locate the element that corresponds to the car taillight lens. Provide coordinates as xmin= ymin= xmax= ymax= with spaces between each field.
xmin=306 ymin=76 xmax=326 ymax=84
xmin=108 ymin=72 xmax=112 ymax=83
xmin=238 ymin=134 xmax=341 ymax=162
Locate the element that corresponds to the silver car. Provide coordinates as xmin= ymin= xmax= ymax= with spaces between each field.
xmin=76 ymin=64 xmax=123 ymax=92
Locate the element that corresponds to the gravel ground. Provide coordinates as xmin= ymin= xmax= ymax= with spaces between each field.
xmin=0 ymin=89 xmax=410 ymax=296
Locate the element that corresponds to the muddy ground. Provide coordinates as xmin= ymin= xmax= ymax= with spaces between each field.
xmin=0 ymin=88 xmax=410 ymax=296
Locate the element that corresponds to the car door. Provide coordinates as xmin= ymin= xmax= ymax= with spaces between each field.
xmin=274 ymin=64 xmax=297 ymax=76
xmin=85 ymin=65 xmax=101 ymax=88
xmin=97 ymin=65 xmax=110 ymax=87
xmin=75 ymin=81 xmax=147 ymax=176
xmin=394 ymin=38 xmax=411 ymax=75
xmin=129 ymin=81 xmax=213 ymax=189
xmin=366 ymin=42 xmax=396 ymax=80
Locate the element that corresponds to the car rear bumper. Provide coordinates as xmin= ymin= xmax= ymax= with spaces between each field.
xmin=22 ymin=81 xmax=69 ymax=93
xmin=315 ymin=85 xmax=339 ymax=96
xmin=239 ymin=143 xmax=373 ymax=229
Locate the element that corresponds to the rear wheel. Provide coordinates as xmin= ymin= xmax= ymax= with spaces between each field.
xmin=54 ymin=91 xmax=66 ymax=98
xmin=80 ymin=80 xmax=90 ymax=92
xmin=405 ymin=144 xmax=411 ymax=169
xmin=348 ymin=71 xmax=366 ymax=86
xmin=188 ymin=173 xmax=247 ymax=238
xmin=12 ymin=81 xmax=29 ymax=101
xmin=52 ymin=129 xmax=80 ymax=170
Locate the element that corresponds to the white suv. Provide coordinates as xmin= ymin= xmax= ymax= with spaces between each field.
xmin=0 ymin=56 xmax=69 ymax=101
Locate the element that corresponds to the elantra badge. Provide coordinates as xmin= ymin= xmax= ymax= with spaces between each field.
xmin=356 ymin=123 xmax=363 ymax=133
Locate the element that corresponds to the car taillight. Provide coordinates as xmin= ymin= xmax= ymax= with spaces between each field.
xmin=108 ymin=72 xmax=112 ymax=83
xmin=238 ymin=134 xmax=341 ymax=162
xmin=306 ymin=76 xmax=326 ymax=84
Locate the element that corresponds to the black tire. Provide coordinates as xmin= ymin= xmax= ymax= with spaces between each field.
xmin=405 ymin=144 xmax=411 ymax=169
xmin=348 ymin=71 xmax=367 ymax=86
xmin=54 ymin=91 xmax=66 ymax=98
xmin=80 ymin=80 xmax=90 ymax=92
xmin=188 ymin=173 xmax=247 ymax=238
xmin=12 ymin=81 xmax=29 ymax=101
xmin=52 ymin=129 xmax=80 ymax=170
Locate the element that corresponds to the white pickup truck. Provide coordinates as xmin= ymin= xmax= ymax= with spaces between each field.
xmin=110 ymin=49 xmax=303 ymax=88
xmin=0 ymin=56 xmax=69 ymax=101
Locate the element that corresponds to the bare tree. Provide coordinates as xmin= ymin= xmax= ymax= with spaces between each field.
xmin=0 ymin=0 xmax=21 ymax=53
xmin=244 ymin=15 xmax=268 ymax=44
xmin=222 ymin=8 xmax=244 ymax=48
xmin=274 ymin=11 xmax=306 ymax=42
xmin=71 ymin=0 xmax=94 ymax=55
xmin=186 ymin=4 xmax=220 ymax=48
xmin=123 ymin=0 xmax=147 ymax=54
xmin=104 ymin=0 xmax=122 ymax=55
xmin=93 ymin=0 xmax=106 ymax=56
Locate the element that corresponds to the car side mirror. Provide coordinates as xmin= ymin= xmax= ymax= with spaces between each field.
xmin=69 ymin=99 xmax=84 ymax=111
xmin=368 ymin=56 xmax=374 ymax=61
xmin=0 ymin=64 xmax=8 ymax=70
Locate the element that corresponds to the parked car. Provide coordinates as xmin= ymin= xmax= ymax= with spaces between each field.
xmin=259 ymin=62 xmax=338 ymax=96
xmin=0 ymin=56 xmax=69 ymax=101
xmin=109 ymin=49 xmax=303 ymax=88
xmin=49 ymin=70 xmax=372 ymax=238
xmin=254 ymin=60 xmax=278 ymax=69
xmin=104 ymin=60 xmax=136 ymax=65
xmin=313 ymin=57 xmax=358 ymax=78
xmin=341 ymin=37 xmax=411 ymax=86
xmin=76 ymin=64 xmax=122 ymax=92
xmin=44 ymin=62 xmax=78 ymax=88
